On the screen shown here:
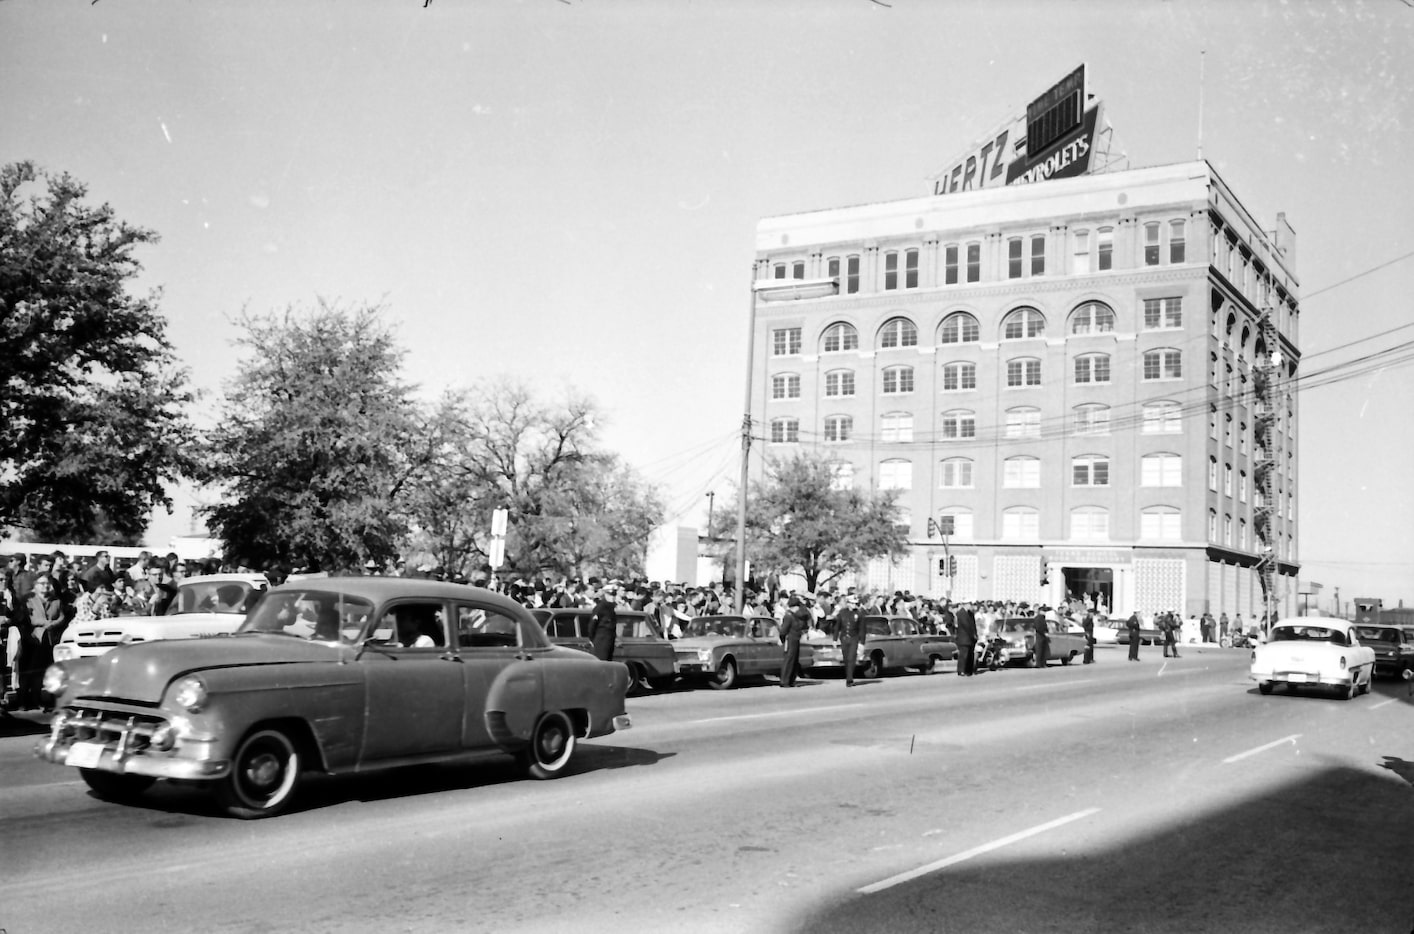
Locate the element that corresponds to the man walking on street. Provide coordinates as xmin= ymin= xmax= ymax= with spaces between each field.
xmin=836 ymin=593 xmax=866 ymax=686
xmin=954 ymin=601 xmax=978 ymax=677
xmin=1082 ymin=609 xmax=1095 ymax=664
xmin=1162 ymin=610 xmax=1181 ymax=658
xmin=1126 ymin=610 xmax=1141 ymax=661
xmin=778 ymin=595 xmax=808 ymax=688
xmin=588 ymin=583 xmax=619 ymax=662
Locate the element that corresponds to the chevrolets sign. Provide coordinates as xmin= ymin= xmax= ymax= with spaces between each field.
xmin=1006 ymin=104 xmax=1101 ymax=186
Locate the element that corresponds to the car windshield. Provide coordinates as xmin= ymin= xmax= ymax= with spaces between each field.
xmin=865 ymin=618 xmax=891 ymax=637
xmin=239 ymin=590 xmax=375 ymax=643
xmin=1354 ymin=626 xmax=1399 ymax=643
xmin=174 ymin=580 xmax=263 ymax=615
xmin=681 ymin=617 xmax=747 ymax=638
xmin=1270 ymin=625 xmax=1347 ymax=645
xmin=889 ymin=619 xmax=916 ymax=636
xmin=1000 ymin=619 xmax=1033 ymax=633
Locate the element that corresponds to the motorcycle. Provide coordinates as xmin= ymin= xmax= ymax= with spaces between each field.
xmin=1220 ymin=630 xmax=1256 ymax=649
xmin=975 ymin=635 xmax=1009 ymax=671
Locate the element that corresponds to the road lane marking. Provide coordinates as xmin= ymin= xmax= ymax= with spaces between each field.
xmin=857 ymin=807 xmax=1101 ymax=894
xmin=696 ymin=703 xmax=867 ymax=724
xmin=1015 ymin=679 xmax=1096 ymax=691
xmin=1369 ymin=698 xmax=1398 ymax=710
xmin=1222 ymin=734 xmax=1301 ymax=764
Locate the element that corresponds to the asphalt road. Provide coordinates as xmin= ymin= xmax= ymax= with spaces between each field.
xmin=1 ymin=645 xmax=1411 ymax=934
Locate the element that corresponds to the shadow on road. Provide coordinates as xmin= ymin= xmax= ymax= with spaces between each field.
xmin=0 ymin=710 xmax=49 ymax=738
xmin=783 ymin=762 xmax=1414 ymax=934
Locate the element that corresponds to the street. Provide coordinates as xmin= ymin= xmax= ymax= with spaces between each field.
xmin=2 ymin=646 xmax=1411 ymax=934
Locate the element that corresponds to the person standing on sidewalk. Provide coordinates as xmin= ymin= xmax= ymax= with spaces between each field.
xmin=954 ymin=601 xmax=978 ymax=677
xmin=778 ymin=595 xmax=808 ymax=688
xmin=1126 ymin=610 xmax=1141 ymax=661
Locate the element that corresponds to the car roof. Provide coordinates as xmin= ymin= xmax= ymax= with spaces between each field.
xmin=1273 ymin=616 xmax=1352 ymax=631
xmin=268 ymin=575 xmax=530 ymax=616
xmin=180 ymin=573 xmax=270 ymax=586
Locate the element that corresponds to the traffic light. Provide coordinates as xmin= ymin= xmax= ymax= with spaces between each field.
xmin=1039 ymin=557 xmax=1049 ymax=586
xmin=938 ymin=557 xmax=947 ymax=575
xmin=948 ymin=555 xmax=958 ymax=577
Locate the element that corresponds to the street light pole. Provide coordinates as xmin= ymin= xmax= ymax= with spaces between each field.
xmin=733 ymin=274 xmax=839 ymax=614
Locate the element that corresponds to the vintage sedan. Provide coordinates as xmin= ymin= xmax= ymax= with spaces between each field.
xmin=804 ymin=616 xmax=956 ymax=678
xmin=533 ymin=608 xmax=678 ymax=695
xmin=1114 ymin=615 xmax=1164 ymax=646
xmin=52 ymin=574 xmax=271 ymax=661
xmin=672 ymin=614 xmax=813 ymax=689
xmin=1351 ymin=625 xmax=1414 ymax=679
xmin=994 ymin=617 xmax=1088 ymax=666
xmin=37 ymin=578 xmax=631 ymax=818
xmin=1250 ymin=617 xmax=1376 ymax=699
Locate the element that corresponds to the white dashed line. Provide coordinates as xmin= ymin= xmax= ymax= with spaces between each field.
xmin=1222 ymin=734 xmax=1301 ymax=764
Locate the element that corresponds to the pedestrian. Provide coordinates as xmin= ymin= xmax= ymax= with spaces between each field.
xmin=16 ymin=575 xmax=66 ymax=708
xmin=588 ymin=583 xmax=619 ymax=661
xmin=78 ymin=550 xmax=116 ymax=594
xmin=954 ymin=601 xmax=978 ymax=677
xmin=1031 ymin=608 xmax=1050 ymax=668
xmin=1082 ymin=609 xmax=1095 ymax=664
xmin=778 ymin=595 xmax=808 ymax=688
xmin=1219 ymin=612 xmax=1230 ymax=643
xmin=1162 ymin=611 xmax=1181 ymax=658
xmin=836 ymin=593 xmax=865 ymax=686
xmin=1200 ymin=611 xmax=1214 ymax=644
xmin=1126 ymin=610 xmax=1141 ymax=661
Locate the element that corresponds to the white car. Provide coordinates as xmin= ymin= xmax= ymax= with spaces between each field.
xmin=1249 ymin=616 xmax=1376 ymax=700
xmin=53 ymin=574 xmax=269 ymax=661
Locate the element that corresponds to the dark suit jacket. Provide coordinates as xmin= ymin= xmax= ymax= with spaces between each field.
xmin=954 ymin=606 xmax=978 ymax=645
xmin=835 ymin=607 xmax=866 ymax=642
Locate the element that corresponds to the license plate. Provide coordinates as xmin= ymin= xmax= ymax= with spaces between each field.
xmin=1285 ymin=672 xmax=1309 ymax=683
xmin=65 ymin=742 xmax=106 ymax=769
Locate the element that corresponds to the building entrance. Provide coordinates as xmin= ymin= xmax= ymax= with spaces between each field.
xmin=1062 ymin=566 xmax=1113 ymax=615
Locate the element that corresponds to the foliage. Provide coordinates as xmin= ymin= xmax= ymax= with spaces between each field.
xmin=712 ymin=453 xmax=908 ymax=593
xmin=402 ymin=380 xmax=665 ymax=581
xmin=198 ymin=301 xmax=425 ymax=572
xmin=0 ymin=161 xmax=198 ymax=542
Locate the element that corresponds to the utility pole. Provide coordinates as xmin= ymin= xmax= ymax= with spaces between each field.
xmin=706 ymin=491 xmax=715 ymax=541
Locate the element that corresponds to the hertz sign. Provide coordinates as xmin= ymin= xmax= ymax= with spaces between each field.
xmin=931 ymin=64 xmax=1103 ymax=196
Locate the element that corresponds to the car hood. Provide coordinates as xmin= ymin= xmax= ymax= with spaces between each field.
xmin=67 ymin=634 xmax=342 ymax=704
xmin=62 ymin=611 xmax=241 ymax=637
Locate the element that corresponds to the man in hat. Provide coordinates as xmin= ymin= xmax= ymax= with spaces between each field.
xmin=778 ymin=595 xmax=809 ymax=688
xmin=836 ymin=593 xmax=866 ymax=687
xmin=588 ymin=583 xmax=619 ymax=661
xmin=954 ymin=600 xmax=978 ymax=677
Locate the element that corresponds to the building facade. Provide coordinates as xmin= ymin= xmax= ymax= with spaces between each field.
xmin=750 ymin=161 xmax=1299 ymax=620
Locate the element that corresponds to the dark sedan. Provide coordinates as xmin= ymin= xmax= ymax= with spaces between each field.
xmin=533 ymin=608 xmax=678 ymax=695
xmin=1353 ymin=625 xmax=1414 ymax=679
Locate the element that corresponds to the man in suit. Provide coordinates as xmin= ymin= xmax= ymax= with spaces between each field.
xmin=1126 ymin=611 xmax=1141 ymax=661
xmin=1031 ymin=608 xmax=1050 ymax=668
xmin=778 ymin=595 xmax=808 ymax=688
xmin=954 ymin=601 xmax=978 ymax=677
xmin=1081 ymin=610 xmax=1096 ymax=664
xmin=836 ymin=593 xmax=866 ymax=686
xmin=588 ymin=583 xmax=619 ymax=661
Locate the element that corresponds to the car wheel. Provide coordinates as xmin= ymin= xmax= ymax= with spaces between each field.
xmin=709 ymin=658 xmax=737 ymax=690
xmin=861 ymin=653 xmax=883 ymax=680
xmin=1060 ymin=653 xmax=1074 ymax=666
xmin=216 ymin=728 xmax=302 ymax=819
xmin=1258 ymin=681 xmax=1273 ymax=695
xmin=520 ymin=711 xmax=577 ymax=780
xmin=1220 ymin=636 xmax=1232 ymax=648
xmin=79 ymin=768 xmax=155 ymax=802
xmin=623 ymin=663 xmax=651 ymax=697
xmin=918 ymin=655 xmax=939 ymax=675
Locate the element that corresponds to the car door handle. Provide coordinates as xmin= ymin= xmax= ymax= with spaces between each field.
xmin=440 ymin=652 xmax=463 ymax=663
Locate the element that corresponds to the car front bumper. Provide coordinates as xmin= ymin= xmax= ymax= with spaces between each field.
xmin=35 ymin=707 xmax=230 ymax=781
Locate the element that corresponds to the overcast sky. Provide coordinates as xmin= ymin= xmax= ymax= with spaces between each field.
xmin=3 ymin=0 xmax=1411 ymax=609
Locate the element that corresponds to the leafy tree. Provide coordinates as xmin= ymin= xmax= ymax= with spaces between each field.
xmin=402 ymin=380 xmax=665 ymax=581
xmin=199 ymin=301 xmax=424 ymax=572
xmin=0 ymin=161 xmax=198 ymax=543
xmin=712 ymin=453 xmax=908 ymax=593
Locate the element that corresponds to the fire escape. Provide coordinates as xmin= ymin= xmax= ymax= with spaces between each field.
xmin=1251 ymin=306 xmax=1281 ymax=626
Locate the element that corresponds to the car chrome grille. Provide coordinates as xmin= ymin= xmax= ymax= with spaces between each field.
xmin=57 ymin=707 xmax=169 ymax=755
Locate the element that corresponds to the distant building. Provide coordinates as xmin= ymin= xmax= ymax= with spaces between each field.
xmin=749 ymin=159 xmax=1299 ymax=619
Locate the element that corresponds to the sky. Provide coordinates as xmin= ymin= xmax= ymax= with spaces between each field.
xmin=2 ymin=0 xmax=1411 ymax=611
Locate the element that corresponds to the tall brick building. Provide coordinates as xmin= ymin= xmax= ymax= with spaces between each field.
xmin=749 ymin=159 xmax=1299 ymax=619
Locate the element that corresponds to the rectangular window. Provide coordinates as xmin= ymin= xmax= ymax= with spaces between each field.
xmin=1074 ymin=406 xmax=1110 ymax=435
xmin=1071 ymin=511 xmax=1109 ymax=541
xmin=966 ymin=243 xmax=981 ymax=282
xmin=1142 ymin=511 xmax=1182 ymax=541
xmin=827 ymin=256 xmax=840 ymax=279
xmin=881 ymin=414 xmax=913 ymax=443
xmin=1074 ymin=355 xmax=1110 ymax=384
xmin=940 ymin=460 xmax=973 ymax=488
xmin=846 ymin=255 xmax=860 ymax=294
xmin=770 ymin=374 xmax=800 ymax=399
xmin=1144 ymin=222 xmax=1161 ymax=266
xmin=1143 ymin=350 xmax=1182 ymax=380
xmin=1003 ymin=459 xmax=1040 ymax=488
xmin=1097 ymin=228 xmax=1113 ymax=271
xmin=1005 ymin=409 xmax=1040 ymax=438
xmin=773 ymin=263 xmax=787 ymax=279
xmin=1008 ymin=238 xmax=1023 ymax=279
xmin=1072 ymin=458 xmax=1109 ymax=486
xmin=884 ymin=251 xmax=899 ymax=290
xmin=1002 ymin=510 xmax=1039 ymax=540
xmin=904 ymin=249 xmax=919 ymax=289
xmin=824 ymin=371 xmax=855 ymax=397
xmin=1006 ymin=359 xmax=1041 ymax=387
xmin=944 ymin=244 xmax=959 ymax=285
xmin=771 ymin=328 xmax=801 ymax=356
xmin=1072 ymin=230 xmax=1090 ymax=274
xmin=941 ymin=413 xmax=975 ymax=439
xmin=1142 ymin=455 xmax=1183 ymax=487
xmin=1143 ymin=297 xmax=1182 ymax=329
xmin=1031 ymin=235 xmax=1045 ymax=276
xmin=791 ymin=261 xmax=805 ymax=280
xmin=1169 ymin=220 xmax=1186 ymax=263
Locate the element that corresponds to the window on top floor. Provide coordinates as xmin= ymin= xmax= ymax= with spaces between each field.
xmin=821 ymin=322 xmax=858 ymax=353
xmin=792 ymin=261 xmax=805 ymax=279
xmin=1072 ymin=230 xmax=1091 ymax=274
xmin=884 ymin=251 xmax=900 ymax=290
xmin=1097 ymin=227 xmax=1113 ymax=270
xmin=944 ymin=244 xmax=959 ymax=285
xmin=1144 ymin=222 xmax=1161 ymax=266
xmin=1071 ymin=301 xmax=1115 ymax=335
xmin=1008 ymin=238 xmax=1024 ymax=279
xmin=773 ymin=263 xmax=787 ymax=279
xmin=1169 ymin=220 xmax=1186 ymax=263
xmin=905 ymin=249 xmax=919 ymax=289
xmin=940 ymin=312 xmax=980 ymax=344
xmin=846 ymin=255 xmax=860 ymax=294
xmin=879 ymin=317 xmax=918 ymax=349
xmin=966 ymin=242 xmax=981 ymax=282
xmin=1031 ymin=235 xmax=1046 ymax=276
xmin=1002 ymin=307 xmax=1045 ymax=340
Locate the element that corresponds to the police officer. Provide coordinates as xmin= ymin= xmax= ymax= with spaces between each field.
xmin=588 ymin=583 xmax=619 ymax=662
xmin=1082 ymin=609 xmax=1095 ymax=664
xmin=836 ymin=594 xmax=866 ymax=686
xmin=778 ymin=595 xmax=808 ymax=688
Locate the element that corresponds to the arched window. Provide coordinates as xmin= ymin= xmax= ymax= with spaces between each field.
xmin=821 ymin=322 xmax=858 ymax=353
xmin=882 ymin=365 xmax=914 ymax=394
xmin=939 ymin=312 xmax=980 ymax=344
xmin=1142 ymin=401 xmax=1182 ymax=434
xmin=1003 ymin=456 xmax=1040 ymax=488
xmin=1074 ymin=353 xmax=1111 ymax=384
xmin=1002 ymin=307 xmax=1045 ymax=340
xmin=878 ymin=317 xmax=918 ymax=349
xmin=940 ymin=409 xmax=975 ymax=440
xmin=878 ymin=459 xmax=912 ymax=490
xmin=1006 ymin=357 xmax=1041 ymax=387
xmin=1141 ymin=453 xmax=1182 ymax=487
xmin=1070 ymin=301 xmax=1115 ymax=335
xmin=881 ymin=412 xmax=913 ymax=443
xmin=770 ymin=418 xmax=799 ymax=444
xmin=941 ymin=361 xmax=976 ymax=391
xmin=1142 ymin=348 xmax=1182 ymax=380
xmin=1001 ymin=507 xmax=1039 ymax=541
xmin=939 ymin=457 xmax=973 ymax=488
xmin=770 ymin=373 xmax=800 ymax=400
xmin=1141 ymin=507 xmax=1182 ymax=541
xmin=823 ymin=415 xmax=852 ymax=443
xmin=824 ymin=369 xmax=855 ymax=398
xmin=1005 ymin=407 xmax=1040 ymax=438
xmin=1071 ymin=455 xmax=1110 ymax=487
xmin=1073 ymin=403 xmax=1110 ymax=436
xmin=1070 ymin=507 xmax=1109 ymax=542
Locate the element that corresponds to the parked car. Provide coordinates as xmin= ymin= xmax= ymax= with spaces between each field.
xmin=1351 ymin=624 xmax=1414 ymax=679
xmin=671 ymin=615 xmax=814 ymax=689
xmin=52 ymin=574 xmax=271 ymax=662
xmin=993 ymin=617 xmax=1087 ymax=666
xmin=1089 ymin=616 xmax=1122 ymax=645
xmin=805 ymin=616 xmax=956 ymax=678
xmin=1114 ymin=615 xmax=1164 ymax=646
xmin=36 ymin=578 xmax=631 ymax=818
xmin=532 ymin=608 xmax=677 ymax=695
xmin=1249 ymin=617 xmax=1376 ymax=699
